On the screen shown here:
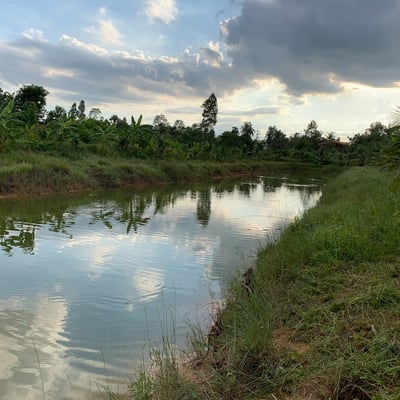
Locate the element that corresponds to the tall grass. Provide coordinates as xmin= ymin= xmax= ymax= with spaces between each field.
xmin=0 ymin=151 xmax=324 ymax=197
xmin=134 ymin=167 xmax=400 ymax=399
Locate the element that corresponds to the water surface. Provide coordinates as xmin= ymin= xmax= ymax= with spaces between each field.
xmin=0 ymin=175 xmax=322 ymax=399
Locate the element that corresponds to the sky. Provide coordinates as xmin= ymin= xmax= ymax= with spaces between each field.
xmin=1 ymin=0 xmax=400 ymax=138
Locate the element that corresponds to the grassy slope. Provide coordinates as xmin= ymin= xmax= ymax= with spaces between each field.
xmin=0 ymin=151 xmax=330 ymax=197
xmin=133 ymin=167 xmax=400 ymax=400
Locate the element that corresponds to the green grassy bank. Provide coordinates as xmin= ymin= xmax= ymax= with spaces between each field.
xmin=131 ymin=167 xmax=400 ymax=400
xmin=0 ymin=151 xmax=331 ymax=197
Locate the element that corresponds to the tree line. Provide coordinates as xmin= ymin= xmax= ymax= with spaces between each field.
xmin=0 ymin=84 xmax=398 ymax=166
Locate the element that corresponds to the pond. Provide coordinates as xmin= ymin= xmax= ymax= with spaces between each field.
xmin=0 ymin=174 xmax=322 ymax=399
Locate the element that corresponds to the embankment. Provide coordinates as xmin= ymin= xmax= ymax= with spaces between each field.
xmin=0 ymin=151 xmax=332 ymax=198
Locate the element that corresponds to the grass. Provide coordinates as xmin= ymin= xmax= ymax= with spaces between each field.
xmin=128 ymin=167 xmax=400 ymax=399
xmin=0 ymin=151 xmax=326 ymax=197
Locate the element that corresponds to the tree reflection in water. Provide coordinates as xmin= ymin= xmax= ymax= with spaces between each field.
xmin=0 ymin=175 xmax=323 ymax=254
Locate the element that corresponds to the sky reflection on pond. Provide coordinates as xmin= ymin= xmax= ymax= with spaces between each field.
xmin=0 ymin=175 xmax=322 ymax=399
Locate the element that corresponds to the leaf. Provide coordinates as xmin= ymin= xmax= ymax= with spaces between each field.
xmin=0 ymin=99 xmax=14 ymax=118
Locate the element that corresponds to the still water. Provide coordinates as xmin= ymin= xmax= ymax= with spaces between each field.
xmin=0 ymin=175 xmax=322 ymax=399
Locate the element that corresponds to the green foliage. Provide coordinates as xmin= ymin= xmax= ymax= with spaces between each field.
xmin=14 ymin=84 xmax=48 ymax=123
xmin=130 ymin=371 xmax=154 ymax=400
xmin=348 ymin=122 xmax=390 ymax=166
xmin=200 ymin=93 xmax=218 ymax=133
xmin=0 ymin=84 xmax=393 ymax=168
xmin=384 ymin=121 xmax=400 ymax=187
xmin=0 ymin=88 xmax=14 ymax=110
xmin=266 ymin=125 xmax=289 ymax=156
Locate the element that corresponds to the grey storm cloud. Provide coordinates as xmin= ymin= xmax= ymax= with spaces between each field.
xmin=1 ymin=0 xmax=398 ymax=104
xmin=221 ymin=0 xmax=400 ymax=95
xmin=0 ymin=35 xmax=233 ymax=103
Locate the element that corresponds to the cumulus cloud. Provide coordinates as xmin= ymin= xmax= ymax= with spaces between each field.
xmin=0 ymin=33 xmax=236 ymax=105
xmin=85 ymin=7 xmax=122 ymax=45
xmin=199 ymin=41 xmax=224 ymax=67
xmin=98 ymin=19 xmax=122 ymax=45
xmin=145 ymin=0 xmax=178 ymax=24
xmin=221 ymin=0 xmax=400 ymax=95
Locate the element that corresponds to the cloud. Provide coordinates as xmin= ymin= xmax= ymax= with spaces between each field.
xmin=0 ymin=295 xmax=70 ymax=399
xmin=85 ymin=8 xmax=122 ymax=46
xmin=199 ymin=41 xmax=224 ymax=67
xmin=98 ymin=19 xmax=122 ymax=45
xmin=22 ymin=28 xmax=46 ymax=42
xmin=0 ymin=33 xmax=239 ymax=106
xmin=221 ymin=0 xmax=400 ymax=95
xmin=145 ymin=0 xmax=178 ymax=24
xmin=228 ymin=106 xmax=282 ymax=116
xmin=132 ymin=269 xmax=164 ymax=302
xmin=3 ymin=0 xmax=397 ymax=119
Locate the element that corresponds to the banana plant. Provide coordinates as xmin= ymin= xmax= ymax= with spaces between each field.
xmin=0 ymin=99 xmax=23 ymax=151
xmin=120 ymin=114 xmax=153 ymax=157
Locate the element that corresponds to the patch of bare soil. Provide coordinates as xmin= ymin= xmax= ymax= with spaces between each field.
xmin=272 ymin=327 xmax=309 ymax=355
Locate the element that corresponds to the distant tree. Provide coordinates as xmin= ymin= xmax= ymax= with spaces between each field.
xmin=109 ymin=114 xmax=120 ymax=124
xmin=200 ymin=93 xmax=218 ymax=132
xmin=266 ymin=126 xmax=289 ymax=151
xmin=240 ymin=121 xmax=255 ymax=138
xmin=365 ymin=121 xmax=387 ymax=137
xmin=173 ymin=119 xmax=185 ymax=132
xmin=78 ymin=100 xmax=86 ymax=119
xmin=240 ymin=121 xmax=256 ymax=156
xmin=153 ymin=114 xmax=169 ymax=130
xmin=46 ymin=106 xmax=67 ymax=123
xmin=232 ymin=126 xmax=239 ymax=135
xmin=349 ymin=121 xmax=390 ymax=165
xmin=304 ymin=120 xmax=323 ymax=149
xmin=214 ymin=129 xmax=243 ymax=159
xmin=68 ymin=102 xmax=78 ymax=119
xmin=14 ymin=84 xmax=48 ymax=123
xmin=88 ymin=108 xmax=102 ymax=120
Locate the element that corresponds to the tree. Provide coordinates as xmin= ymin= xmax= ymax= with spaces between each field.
xmin=78 ymin=100 xmax=86 ymax=119
xmin=88 ymin=108 xmax=102 ymax=120
xmin=200 ymin=93 xmax=218 ymax=132
xmin=214 ymin=129 xmax=243 ymax=159
xmin=153 ymin=114 xmax=169 ymax=131
xmin=240 ymin=121 xmax=256 ymax=157
xmin=68 ymin=102 xmax=78 ymax=119
xmin=173 ymin=119 xmax=185 ymax=132
xmin=304 ymin=120 xmax=323 ymax=149
xmin=349 ymin=122 xmax=390 ymax=165
xmin=240 ymin=121 xmax=255 ymax=138
xmin=14 ymin=84 xmax=48 ymax=123
xmin=46 ymin=106 xmax=67 ymax=123
xmin=266 ymin=126 xmax=289 ymax=151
